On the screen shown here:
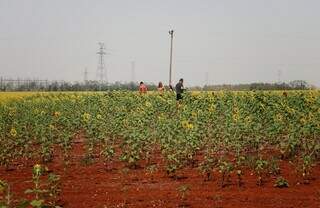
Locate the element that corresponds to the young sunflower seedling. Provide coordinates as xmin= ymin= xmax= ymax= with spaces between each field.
xmin=274 ymin=176 xmax=289 ymax=188
xmin=269 ymin=157 xmax=281 ymax=176
xmin=24 ymin=164 xmax=62 ymax=208
xmin=47 ymin=173 xmax=61 ymax=207
xmin=25 ymin=164 xmax=47 ymax=207
xmin=0 ymin=180 xmax=11 ymax=208
xmin=199 ymin=156 xmax=217 ymax=182
xmin=146 ymin=164 xmax=158 ymax=182
xmin=100 ymin=139 xmax=115 ymax=171
xmin=294 ymin=155 xmax=314 ymax=184
xmin=236 ymin=170 xmax=243 ymax=188
xmin=218 ymin=160 xmax=234 ymax=188
xmin=177 ymin=184 xmax=190 ymax=207
xmin=255 ymin=158 xmax=268 ymax=186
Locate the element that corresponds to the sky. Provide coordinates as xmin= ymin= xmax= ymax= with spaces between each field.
xmin=0 ymin=0 xmax=320 ymax=87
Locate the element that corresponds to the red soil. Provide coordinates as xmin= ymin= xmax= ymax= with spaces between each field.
xmin=1 ymin=140 xmax=320 ymax=208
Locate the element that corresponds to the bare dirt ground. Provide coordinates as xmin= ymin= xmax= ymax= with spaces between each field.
xmin=1 ymin=140 xmax=320 ymax=208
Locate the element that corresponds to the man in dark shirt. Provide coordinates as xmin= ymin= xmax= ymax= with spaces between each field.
xmin=175 ymin=78 xmax=184 ymax=100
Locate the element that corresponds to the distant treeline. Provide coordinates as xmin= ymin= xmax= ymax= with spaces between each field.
xmin=0 ymin=80 xmax=156 ymax=91
xmin=200 ymin=80 xmax=315 ymax=91
xmin=0 ymin=79 xmax=315 ymax=92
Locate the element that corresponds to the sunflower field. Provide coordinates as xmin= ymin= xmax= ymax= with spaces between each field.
xmin=0 ymin=90 xmax=319 ymax=180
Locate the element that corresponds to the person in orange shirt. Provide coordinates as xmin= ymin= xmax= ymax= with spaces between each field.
xmin=139 ymin=81 xmax=148 ymax=94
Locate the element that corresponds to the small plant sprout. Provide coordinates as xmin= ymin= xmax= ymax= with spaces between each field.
xmin=47 ymin=173 xmax=61 ymax=207
xmin=146 ymin=164 xmax=158 ymax=182
xmin=218 ymin=160 xmax=234 ymax=188
xmin=0 ymin=180 xmax=11 ymax=207
xmin=24 ymin=164 xmax=47 ymax=207
xmin=274 ymin=177 xmax=289 ymax=188
xmin=302 ymin=155 xmax=313 ymax=182
xmin=269 ymin=157 xmax=281 ymax=176
xmin=295 ymin=154 xmax=314 ymax=184
xmin=24 ymin=164 xmax=62 ymax=208
xmin=235 ymin=155 xmax=245 ymax=187
xmin=100 ymin=140 xmax=115 ymax=171
xmin=236 ymin=169 xmax=243 ymax=187
xmin=255 ymin=158 xmax=268 ymax=186
xmin=177 ymin=184 xmax=190 ymax=205
xmin=199 ymin=155 xmax=217 ymax=181
xmin=27 ymin=164 xmax=44 ymax=199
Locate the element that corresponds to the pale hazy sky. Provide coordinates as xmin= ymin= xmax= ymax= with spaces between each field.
xmin=0 ymin=0 xmax=319 ymax=86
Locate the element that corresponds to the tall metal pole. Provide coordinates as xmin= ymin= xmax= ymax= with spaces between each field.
xmin=84 ymin=67 xmax=88 ymax=83
xmin=0 ymin=77 xmax=3 ymax=91
xmin=131 ymin=61 xmax=135 ymax=83
xmin=97 ymin=42 xmax=106 ymax=91
xmin=277 ymin=69 xmax=282 ymax=84
xmin=169 ymin=30 xmax=174 ymax=86
xmin=205 ymin=72 xmax=209 ymax=86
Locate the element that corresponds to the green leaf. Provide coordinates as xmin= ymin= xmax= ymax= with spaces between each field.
xmin=17 ymin=200 xmax=30 ymax=208
xmin=0 ymin=201 xmax=8 ymax=208
xmin=30 ymin=199 xmax=44 ymax=207
xmin=24 ymin=189 xmax=34 ymax=194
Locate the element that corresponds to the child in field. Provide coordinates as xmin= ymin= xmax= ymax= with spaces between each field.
xmin=157 ymin=82 xmax=165 ymax=93
xmin=139 ymin=81 xmax=148 ymax=94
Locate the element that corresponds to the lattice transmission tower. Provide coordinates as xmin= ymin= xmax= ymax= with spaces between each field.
xmin=96 ymin=42 xmax=107 ymax=86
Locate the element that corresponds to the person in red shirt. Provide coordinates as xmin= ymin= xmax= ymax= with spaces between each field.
xmin=139 ymin=81 xmax=148 ymax=94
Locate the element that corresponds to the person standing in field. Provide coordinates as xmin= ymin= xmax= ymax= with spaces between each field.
xmin=139 ymin=81 xmax=148 ymax=94
xmin=175 ymin=78 xmax=184 ymax=100
xmin=157 ymin=82 xmax=165 ymax=93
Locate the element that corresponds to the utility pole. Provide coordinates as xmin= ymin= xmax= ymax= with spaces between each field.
xmin=17 ymin=77 xmax=20 ymax=89
xmin=0 ymin=77 xmax=3 ymax=91
xmin=277 ymin=69 xmax=282 ymax=84
xmin=205 ymin=72 xmax=209 ymax=86
xmin=84 ymin=68 xmax=88 ymax=83
xmin=169 ymin=30 xmax=174 ymax=86
xmin=97 ymin=42 xmax=106 ymax=90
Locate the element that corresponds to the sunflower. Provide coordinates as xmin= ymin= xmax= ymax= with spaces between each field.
xmin=10 ymin=128 xmax=17 ymax=137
